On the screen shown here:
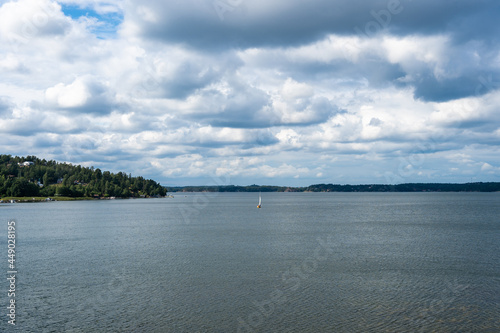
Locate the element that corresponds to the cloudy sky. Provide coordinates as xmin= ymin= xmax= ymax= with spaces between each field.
xmin=1 ymin=0 xmax=499 ymax=186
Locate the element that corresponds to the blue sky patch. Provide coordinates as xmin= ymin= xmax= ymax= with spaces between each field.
xmin=61 ymin=4 xmax=123 ymax=38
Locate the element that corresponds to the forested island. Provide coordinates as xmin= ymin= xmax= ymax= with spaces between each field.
xmin=167 ymin=182 xmax=500 ymax=193
xmin=0 ymin=155 xmax=166 ymax=200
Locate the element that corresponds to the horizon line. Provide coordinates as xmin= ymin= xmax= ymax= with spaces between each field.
xmin=163 ymin=181 xmax=500 ymax=188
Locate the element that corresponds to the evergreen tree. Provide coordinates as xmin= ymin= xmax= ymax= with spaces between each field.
xmin=0 ymin=154 xmax=167 ymax=198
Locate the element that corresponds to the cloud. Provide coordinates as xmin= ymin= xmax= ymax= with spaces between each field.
xmin=122 ymin=0 xmax=392 ymax=50
xmin=481 ymin=162 xmax=493 ymax=171
xmin=0 ymin=0 xmax=71 ymax=44
xmin=0 ymin=54 xmax=29 ymax=73
xmin=45 ymin=76 xmax=120 ymax=114
xmin=0 ymin=97 xmax=13 ymax=115
xmin=122 ymin=0 xmax=500 ymax=50
xmin=272 ymin=78 xmax=338 ymax=125
xmin=429 ymin=91 xmax=500 ymax=133
xmin=0 ymin=0 xmax=499 ymax=185
xmin=203 ymin=81 xmax=275 ymax=128
xmin=153 ymin=52 xmax=239 ymax=100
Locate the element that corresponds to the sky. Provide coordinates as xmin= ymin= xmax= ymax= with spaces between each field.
xmin=1 ymin=0 xmax=500 ymax=186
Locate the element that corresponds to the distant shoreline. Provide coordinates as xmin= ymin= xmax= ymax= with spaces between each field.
xmin=165 ymin=182 xmax=500 ymax=193
xmin=3 ymin=183 xmax=500 ymax=203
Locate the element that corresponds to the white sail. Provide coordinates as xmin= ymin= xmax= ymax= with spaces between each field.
xmin=258 ymin=192 xmax=262 ymax=206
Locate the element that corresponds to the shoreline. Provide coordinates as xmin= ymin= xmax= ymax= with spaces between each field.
xmin=0 ymin=196 xmax=172 ymax=203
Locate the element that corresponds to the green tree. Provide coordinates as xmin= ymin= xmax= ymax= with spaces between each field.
xmin=0 ymin=154 xmax=168 ymax=199
xmin=56 ymin=186 xmax=72 ymax=197
xmin=8 ymin=178 xmax=39 ymax=197
xmin=43 ymin=172 xmax=49 ymax=187
xmin=40 ymin=185 xmax=56 ymax=197
xmin=94 ymin=168 xmax=102 ymax=181
xmin=120 ymin=188 xmax=130 ymax=198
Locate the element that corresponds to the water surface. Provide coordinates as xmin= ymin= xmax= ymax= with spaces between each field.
xmin=1 ymin=192 xmax=499 ymax=332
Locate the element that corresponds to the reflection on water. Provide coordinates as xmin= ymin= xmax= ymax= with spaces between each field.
xmin=1 ymin=193 xmax=499 ymax=332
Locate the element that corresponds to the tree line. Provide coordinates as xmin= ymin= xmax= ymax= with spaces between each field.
xmin=0 ymin=155 xmax=167 ymax=198
xmin=304 ymin=183 xmax=500 ymax=192
xmin=167 ymin=182 xmax=500 ymax=193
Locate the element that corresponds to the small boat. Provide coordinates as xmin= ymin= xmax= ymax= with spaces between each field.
xmin=257 ymin=192 xmax=262 ymax=208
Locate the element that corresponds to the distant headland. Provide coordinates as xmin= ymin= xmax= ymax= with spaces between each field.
xmin=0 ymin=154 xmax=166 ymax=201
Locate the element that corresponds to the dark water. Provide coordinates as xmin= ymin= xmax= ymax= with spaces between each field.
xmin=1 ymin=192 xmax=499 ymax=332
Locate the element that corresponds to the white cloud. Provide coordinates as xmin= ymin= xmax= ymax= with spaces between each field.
xmin=481 ymin=162 xmax=493 ymax=171
xmin=382 ymin=35 xmax=449 ymax=77
xmin=0 ymin=54 xmax=27 ymax=72
xmin=0 ymin=0 xmax=70 ymax=43
xmin=46 ymin=78 xmax=91 ymax=108
xmin=44 ymin=76 xmax=118 ymax=113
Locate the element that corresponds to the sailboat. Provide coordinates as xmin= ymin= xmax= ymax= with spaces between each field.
xmin=257 ymin=192 xmax=262 ymax=208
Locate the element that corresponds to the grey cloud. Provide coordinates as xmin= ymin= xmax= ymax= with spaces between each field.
xmin=246 ymin=41 xmax=497 ymax=103
xmin=369 ymin=118 xmax=383 ymax=126
xmin=127 ymin=0 xmax=499 ymax=50
xmin=32 ymin=134 xmax=64 ymax=148
xmin=0 ymin=97 xmax=13 ymax=115
xmin=187 ymin=81 xmax=338 ymax=129
xmin=127 ymin=0 xmax=368 ymax=50
xmin=391 ymin=1 xmax=500 ymax=43
xmin=133 ymin=51 xmax=242 ymax=100
xmin=0 ymin=118 xmax=41 ymax=136
xmin=251 ymin=53 xmax=404 ymax=87
xmin=204 ymin=83 xmax=273 ymax=128
xmin=411 ymin=75 xmax=482 ymax=102
xmin=439 ymin=113 xmax=500 ymax=132
xmin=80 ymin=84 xmax=119 ymax=114
xmin=252 ymin=129 xmax=280 ymax=147
xmin=157 ymin=60 xmax=237 ymax=100
xmin=161 ymin=64 xmax=219 ymax=99
xmin=124 ymin=0 xmax=500 ymax=104
xmin=294 ymin=96 xmax=339 ymax=125
xmin=410 ymin=71 xmax=500 ymax=102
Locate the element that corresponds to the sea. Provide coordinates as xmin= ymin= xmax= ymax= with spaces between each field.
xmin=1 ymin=192 xmax=499 ymax=332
